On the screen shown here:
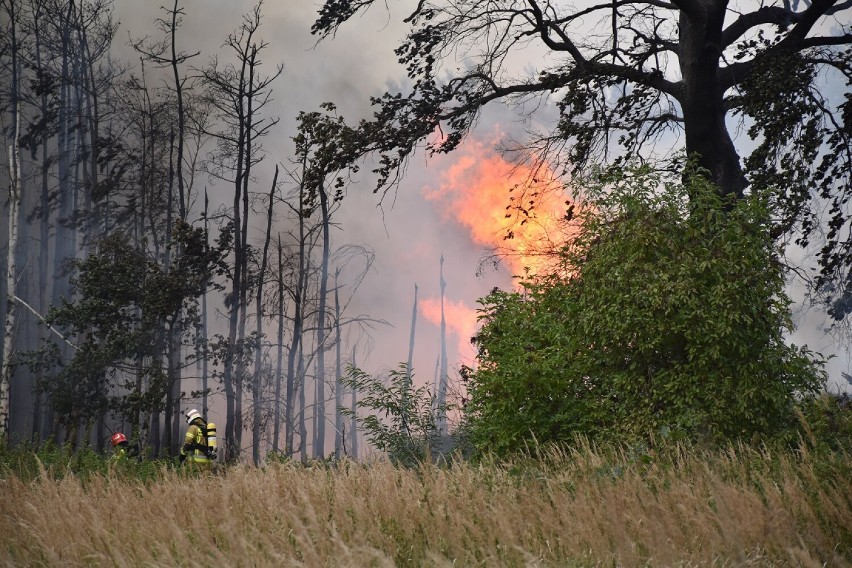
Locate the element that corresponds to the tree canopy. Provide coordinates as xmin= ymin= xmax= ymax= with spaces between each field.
xmin=314 ymin=0 xmax=852 ymax=300
xmin=24 ymin=224 xmax=219 ymax=433
xmin=464 ymin=166 xmax=826 ymax=456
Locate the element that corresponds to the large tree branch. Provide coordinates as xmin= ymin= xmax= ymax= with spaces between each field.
xmin=779 ymin=0 xmax=844 ymax=47
xmin=527 ymin=0 xmax=587 ymax=62
xmin=719 ymin=0 xmax=850 ymax=90
xmin=800 ymin=34 xmax=852 ymax=48
xmin=826 ymin=0 xmax=852 ymax=14
xmin=525 ymin=1 xmax=681 ymax=98
xmin=721 ymin=40 xmax=851 ymax=89
xmin=722 ymin=6 xmax=798 ymax=48
xmin=442 ymin=62 xmax=681 ymax=124
xmin=589 ymin=62 xmax=681 ymax=97
xmin=550 ymin=0 xmax=678 ymax=25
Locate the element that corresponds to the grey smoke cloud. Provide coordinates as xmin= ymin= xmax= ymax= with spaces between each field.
xmin=114 ymin=0 xmax=514 ymax=399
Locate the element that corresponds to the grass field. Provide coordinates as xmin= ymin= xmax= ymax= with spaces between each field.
xmin=1 ymin=442 xmax=850 ymax=567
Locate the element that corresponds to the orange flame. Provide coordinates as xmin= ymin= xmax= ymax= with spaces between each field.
xmin=425 ymin=137 xmax=578 ymax=278
xmin=420 ymin=296 xmax=479 ymax=363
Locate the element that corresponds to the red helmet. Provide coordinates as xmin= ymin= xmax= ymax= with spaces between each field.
xmin=111 ymin=432 xmax=128 ymax=447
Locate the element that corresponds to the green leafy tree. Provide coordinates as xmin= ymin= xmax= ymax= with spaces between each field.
xmin=25 ymin=223 xmax=219 ymax=435
xmin=465 ymin=166 xmax=826 ymax=457
xmin=342 ymin=364 xmax=453 ymax=467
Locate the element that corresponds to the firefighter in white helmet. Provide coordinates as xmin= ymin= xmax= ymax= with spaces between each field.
xmin=179 ymin=408 xmax=215 ymax=467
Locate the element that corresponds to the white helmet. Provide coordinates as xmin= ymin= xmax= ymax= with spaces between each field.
xmin=185 ymin=408 xmax=202 ymax=425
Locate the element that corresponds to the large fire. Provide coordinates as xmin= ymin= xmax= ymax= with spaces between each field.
xmin=419 ymin=136 xmax=582 ymax=365
xmin=424 ymin=137 xmax=577 ymax=279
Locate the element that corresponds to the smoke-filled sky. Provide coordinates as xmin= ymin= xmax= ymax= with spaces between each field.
xmin=112 ymin=0 xmax=527 ymax=389
xmin=113 ymin=0 xmax=851 ymax=396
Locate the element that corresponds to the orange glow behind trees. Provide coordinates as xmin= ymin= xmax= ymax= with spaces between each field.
xmin=425 ymin=137 xmax=580 ymax=279
xmin=419 ymin=137 xmax=585 ymax=365
xmin=419 ymin=297 xmax=479 ymax=363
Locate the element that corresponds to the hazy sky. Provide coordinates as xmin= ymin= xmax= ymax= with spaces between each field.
xmin=112 ymin=0 xmax=525 ymax=394
xmin=112 ymin=0 xmax=852 ymax=398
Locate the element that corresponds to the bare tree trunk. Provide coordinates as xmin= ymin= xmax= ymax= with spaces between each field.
xmin=134 ymin=64 xmax=154 ymax=452
xmin=164 ymin=0 xmax=192 ymax=455
xmin=285 ymin=179 xmax=308 ymax=457
xmin=201 ymin=190 xmax=209 ymax=418
xmin=1 ymin=102 xmax=22 ymax=443
xmin=76 ymin=4 xmax=99 ymax=219
xmin=169 ymin=0 xmax=186 ymax=219
xmin=272 ymin=235 xmax=285 ymax=453
xmin=436 ymin=255 xmax=448 ymax=433
xmin=234 ymin=45 xmax=261 ymax=459
xmin=350 ymin=344 xmax=358 ymax=459
xmin=298 ymin=350 xmax=307 ymax=463
xmin=252 ymin=166 xmax=278 ymax=465
xmin=407 ymin=283 xmax=418 ymax=380
xmin=47 ymin=0 xmax=76 ymax=442
xmin=333 ymin=268 xmax=342 ymax=459
xmin=30 ymin=0 xmax=52 ymax=442
xmin=168 ymin=316 xmax=182 ymax=455
xmin=133 ymin=121 xmax=147 ymax=446
xmin=163 ymin=128 xmax=177 ymax=454
xmin=222 ymin=60 xmax=246 ymax=464
xmin=314 ymin=175 xmax=331 ymax=458
xmin=403 ymin=283 xmax=418 ymax=434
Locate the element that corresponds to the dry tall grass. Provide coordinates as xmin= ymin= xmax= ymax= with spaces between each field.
xmin=1 ymin=444 xmax=849 ymax=567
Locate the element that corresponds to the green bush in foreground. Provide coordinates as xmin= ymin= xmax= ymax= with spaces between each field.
xmin=341 ymin=364 xmax=453 ymax=467
xmin=0 ymin=439 xmax=171 ymax=483
xmin=466 ymin=165 xmax=826 ymax=457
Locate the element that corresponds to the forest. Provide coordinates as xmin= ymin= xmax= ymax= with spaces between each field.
xmin=0 ymin=0 xmax=396 ymax=464
xmin=1 ymin=0 xmax=852 ymax=563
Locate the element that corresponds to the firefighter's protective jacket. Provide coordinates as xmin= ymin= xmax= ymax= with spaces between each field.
xmin=180 ymin=421 xmax=210 ymax=465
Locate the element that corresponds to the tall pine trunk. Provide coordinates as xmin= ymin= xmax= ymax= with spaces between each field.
xmin=298 ymin=348 xmax=307 ymax=463
xmin=252 ymin=166 xmax=278 ymax=465
xmin=403 ymin=283 xmax=418 ymax=434
xmin=285 ymin=168 xmax=309 ymax=457
xmin=349 ymin=345 xmax=358 ymax=459
xmin=313 ymin=175 xmax=331 ymax=459
xmin=201 ymin=190 xmax=210 ymax=418
xmin=272 ymin=235 xmax=285 ymax=453
xmin=31 ymin=3 xmax=52 ymax=442
xmin=333 ymin=268 xmax=342 ymax=458
xmin=436 ymin=255 xmax=448 ymax=433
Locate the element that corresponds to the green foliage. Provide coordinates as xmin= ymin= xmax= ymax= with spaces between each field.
xmin=0 ymin=440 xmax=169 ymax=483
xmin=342 ymin=364 xmax=452 ymax=467
xmin=293 ymin=103 xmax=361 ymax=212
xmin=733 ymin=41 xmax=852 ymax=310
xmin=795 ymin=393 xmax=852 ymax=453
xmin=21 ymin=225 xmax=220 ymax=427
xmin=465 ymin=166 xmax=826 ymax=457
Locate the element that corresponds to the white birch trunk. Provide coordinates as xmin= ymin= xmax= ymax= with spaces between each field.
xmin=1 ymin=105 xmax=22 ymax=441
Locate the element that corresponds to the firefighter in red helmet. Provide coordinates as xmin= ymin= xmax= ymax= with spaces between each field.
xmin=110 ymin=432 xmax=133 ymax=461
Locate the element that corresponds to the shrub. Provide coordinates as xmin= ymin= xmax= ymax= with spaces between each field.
xmin=465 ymin=165 xmax=826 ymax=457
xmin=342 ymin=364 xmax=453 ymax=467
